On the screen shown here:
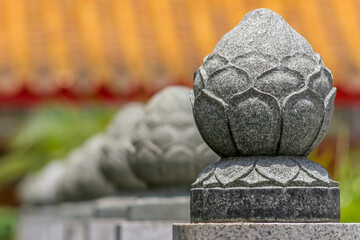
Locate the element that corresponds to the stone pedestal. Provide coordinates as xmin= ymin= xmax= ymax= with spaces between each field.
xmin=191 ymin=187 xmax=339 ymax=223
xmin=173 ymin=223 xmax=360 ymax=240
xmin=191 ymin=156 xmax=340 ymax=223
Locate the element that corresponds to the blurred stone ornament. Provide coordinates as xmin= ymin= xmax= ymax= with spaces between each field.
xmin=105 ymin=103 xmax=145 ymax=139
xmin=100 ymin=137 xmax=147 ymax=190
xmin=18 ymin=160 xmax=66 ymax=205
xmin=131 ymin=86 xmax=219 ymax=187
xmin=99 ymin=103 xmax=147 ymax=190
xmin=57 ymin=134 xmax=116 ymax=201
xmin=190 ymin=8 xmax=339 ymax=223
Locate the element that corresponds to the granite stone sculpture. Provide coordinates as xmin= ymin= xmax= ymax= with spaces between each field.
xmin=57 ymin=103 xmax=147 ymax=201
xmin=105 ymin=103 xmax=145 ymax=139
xmin=100 ymin=138 xmax=147 ymax=190
xmin=99 ymin=103 xmax=147 ymax=190
xmin=56 ymin=134 xmax=116 ymax=201
xmin=131 ymin=86 xmax=219 ymax=187
xmin=18 ymin=160 xmax=66 ymax=205
xmin=190 ymin=8 xmax=339 ymax=222
xmin=19 ymin=103 xmax=146 ymax=205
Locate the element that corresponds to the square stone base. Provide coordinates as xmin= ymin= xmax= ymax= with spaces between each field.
xmin=173 ymin=223 xmax=360 ymax=240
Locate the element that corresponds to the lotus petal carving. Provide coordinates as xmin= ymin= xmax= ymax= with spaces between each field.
xmin=131 ymin=86 xmax=220 ymax=187
xmin=193 ymin=89 xmax=238 ymax=157
xmin=207 ymin=66 xmax=251 ymax=102
xmin=192 ymin=157 xmax=338 ymax=188
xmin=192 ymin=48 xmax=336 ymax=157
xmin=228 ymin=88 xmax=281 ymax=155
xmin=279 ymin=88 xmax=324 ymax=155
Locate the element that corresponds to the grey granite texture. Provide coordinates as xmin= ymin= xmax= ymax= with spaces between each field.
xmin=131 ymin=86 xmax=219 ymax=187
xmin=193 ymin=156 xmax=338 ymax=188
xmin=191 ymin=8 xmax=336 ymax=158
xmin=191 ymin=187 xmax=339 ymax=223
xmin=173 ymin=223 xmax=360 ymax=240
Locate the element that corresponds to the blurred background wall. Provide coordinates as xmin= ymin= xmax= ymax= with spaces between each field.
xmin=0 ymin=0 xmax=359 ymax=223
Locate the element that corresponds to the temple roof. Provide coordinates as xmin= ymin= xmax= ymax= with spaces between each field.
xmin=0 ymin=0 xmax=358 ymax=104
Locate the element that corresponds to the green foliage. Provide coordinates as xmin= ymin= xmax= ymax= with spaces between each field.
xmin=0 ymin=207 xmax=17 ymax=240
xmin=309 ymin=144 xmax=360 ymax=222
xmin=338 ymin=149 xmax=360 ymax=223
xmin=0 ymin=103 xmax=115 ymax=188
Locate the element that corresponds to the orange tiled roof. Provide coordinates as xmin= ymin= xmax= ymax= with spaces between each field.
xmin=0 ymin=0 xmax=359 ymax=99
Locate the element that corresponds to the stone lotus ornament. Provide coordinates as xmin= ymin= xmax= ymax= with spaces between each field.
xmin=18 ymin=160 xmax=66 ymax=205
xmin=190 ymin=9 xmax=339 ymax=223
xmin=56 ymin=134 xmax=116 ymax=201
xmin=105 ymin=103 xmax=145 ymax=139
xmin=99 ymin=103 xmax=147 ymax=190
xmin=100 ymin=138 xmax=147 ymax=190
xmin=22 ymin=104 xmax=146 ymax=204
xmin=130 ymin=86 xmax=219 ymax=187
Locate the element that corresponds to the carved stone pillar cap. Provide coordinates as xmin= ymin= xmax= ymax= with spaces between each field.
xmin=190 ymin=8 xmax=336 ymax=158
xmin=190 ymin=8 xmax=339 ymax=223
xmin=130 ymin=86 xmax=219 ymax=187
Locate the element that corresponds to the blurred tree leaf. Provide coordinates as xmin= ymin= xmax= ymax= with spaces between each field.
xmin=338 ymin=149 xmax=360 ymax=222
xmin=0 ymin=103 xmax=115 ymax=188
xmin=0 ymin=207 xmax=17 ymax=240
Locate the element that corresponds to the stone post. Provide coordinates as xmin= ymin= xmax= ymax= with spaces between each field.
xmin=174 ymin=8 xmax=360 ymax=239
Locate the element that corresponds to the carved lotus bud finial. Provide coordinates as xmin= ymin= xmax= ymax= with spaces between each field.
xmin=191 ymin=8 xmax=336 ymax=158
xmin=190 ymin=9 xmax=340 ymax=223
xmin=130 ymin=86 xmax=219 ymax=187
